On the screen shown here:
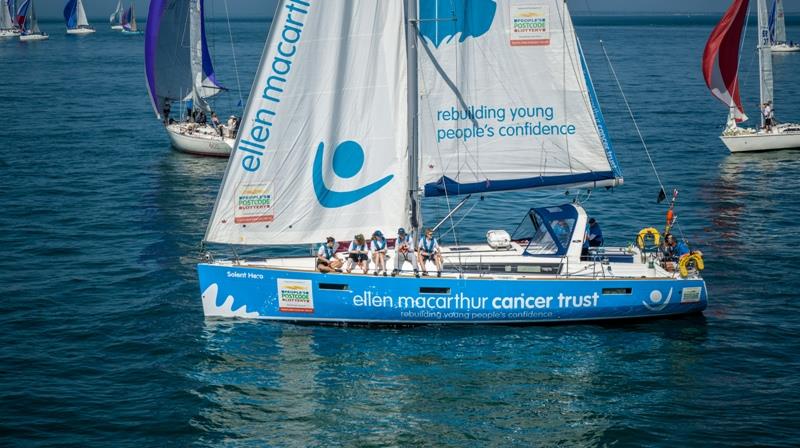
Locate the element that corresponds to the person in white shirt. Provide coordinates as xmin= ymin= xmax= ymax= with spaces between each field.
xmin=763 ymin=102 xmax=774 ymax=131
xmin=370 ymin=230 xmax=388 ymax=276
xmin=316 ymin=236 xmax=343 ymax=273
xmin=346 ymin=234 xmax=369 ymax=274
xmin=391 ymin=227 xmax=419 ymax=277
xmin=417 ymin=228 xmax=443 ymax=277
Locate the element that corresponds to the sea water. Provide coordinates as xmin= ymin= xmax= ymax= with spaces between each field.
xmin=1 ymin=16 xmax=800 ymax=446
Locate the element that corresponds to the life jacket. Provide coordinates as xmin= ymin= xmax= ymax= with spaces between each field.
xmin=319 ymin=244 xmax=334 ymax=260
xmin=420 ymin=237 xmax=437 ymax=253
xmin=373 ymin=238 xmax=386 ymax=251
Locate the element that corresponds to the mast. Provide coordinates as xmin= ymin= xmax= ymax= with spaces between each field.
xmin=405 ymin=0 xmax=420 ymax=231
xmin=757 ymin=0 xmax=774 ymax=126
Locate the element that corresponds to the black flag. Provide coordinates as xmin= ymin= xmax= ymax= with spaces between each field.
xmin=656 ymin=188 xmax=667 ymax=204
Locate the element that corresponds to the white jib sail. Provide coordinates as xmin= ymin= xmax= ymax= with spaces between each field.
xmin=190 ymin=0 xmax=212 ymax=111
xmin=0 ymin=0 xmax=13 ymax=30
xmin=775 ymin=0 xmax=786 ymax=43
xmin=205 ymin=0 xmax=409 ymax=246
xmin=76 ymin=0 xmax=88 ymax=27
xmin=110 ymin=0 xmax=121 ymax=24
xmin=417 ymin=0 xmax=619 ymax=196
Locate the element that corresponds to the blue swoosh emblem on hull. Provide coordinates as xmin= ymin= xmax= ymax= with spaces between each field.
xmin=312 ymin=142 xmax=393 ymax=208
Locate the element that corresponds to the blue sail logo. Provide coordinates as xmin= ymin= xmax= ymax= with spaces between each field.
xmin=312 ymin=141 xmax=393 ymax=208
xmin=419 ymin=0 xmax=497 ymax=48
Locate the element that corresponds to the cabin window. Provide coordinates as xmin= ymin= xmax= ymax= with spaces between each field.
xmin=420 ymin=287 xmax=451 ymax=295
xmin=319 ymin=283 xmax=349 ymax=291
xmin=602 ymin=288 xmax=632 ymax=295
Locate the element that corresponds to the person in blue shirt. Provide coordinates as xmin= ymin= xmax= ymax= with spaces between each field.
xmin=661 ymin=233 xmax=690 ymax=271
xmin=417 ymin=228 xmax=443 ymax=277
xmin=370 ymin=230 xmax=388 ymax=276
xmin=316 ymin=236 xmax=343 ymax=273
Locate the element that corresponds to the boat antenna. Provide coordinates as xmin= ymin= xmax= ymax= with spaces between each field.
xmin=222 ymin=0 xmax=244 ymax=109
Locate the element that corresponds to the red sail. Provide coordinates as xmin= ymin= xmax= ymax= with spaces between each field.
xmin=702 ymin=0 xmax=749 ymax=122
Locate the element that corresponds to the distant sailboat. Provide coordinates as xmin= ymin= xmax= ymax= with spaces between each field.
xmin=109 ymin=0 xmax=123 ymax=30
xmin=0 ymin=0 xmax=20 ymax=37
xmin=64 ymin=0 xmax=95 ymax=35
xmin=768 ymin=0 xmax=800 ymax=52
xmin=705 ymin=0 xmax=800 ymax=152
xmin=120 ymin=3 xmax=141 ymax=35
xmin=145 ymin=0 xmax=237 ymax=156
xmin=17 ymin=0 xmax=47 ymax=41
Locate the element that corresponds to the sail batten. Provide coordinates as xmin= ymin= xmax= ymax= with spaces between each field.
xmin=205 ymin=0 xmax=409 ymax=246
xmin=417 ymin=0 xmax=621 ymax=198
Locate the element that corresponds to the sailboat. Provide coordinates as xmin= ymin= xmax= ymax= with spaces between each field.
xmin=769 ymin=0 xmax=800 ymax=52
xmin=196 ymin=0 xmax=708 ymax=324
xmin=109 ymin=0 xmax=123 ymax=30
xmin=120 ymin=3 xmax=141 ymax=35
xmin=705 ymin=0 xmax=800 ymax=152
xmin=145 ymin=0 xmax=235 ymax=157
xmin=0 ymin=0 xmax=20 ymax=37
xmin=64 ymin=0 xmax=95 ymax=35
xmin=17 ymin=0 xmax=47 ymax=41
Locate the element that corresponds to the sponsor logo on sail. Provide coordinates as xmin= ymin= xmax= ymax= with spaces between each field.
xmin=234 ymin=184 xmax=274 ymax=223
xmin=277 ymin=278 xmax=314 ymax=313
xmin=312 ymin=140 xmax=393 ymax=208
xmin=510 ymin=4 xmax=550 ymax=46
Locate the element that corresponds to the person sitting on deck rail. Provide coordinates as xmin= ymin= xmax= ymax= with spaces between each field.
xmin=661 ymin=233 xmax=689 ymax=272
xmin=316 ymin=236 xmax=343 ymax=273
xmin=417 ymin=228 xmax=443 ymax=277
xmin=392 ymin=227 xmax=419 ymax=278
xmin=370 ymin=230 xmax=388 ymax=276
xmin=346 ymin=234 xmax=370 ymax=274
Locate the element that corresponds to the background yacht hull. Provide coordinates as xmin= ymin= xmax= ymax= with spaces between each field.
xmin=198 ymin=263 xmax=708 ymax=325
xmin=19 ymin=33 xmax=48 ymax=41
xmin=166 ymin=125 xmax=233 ymax=157
xmin=66 ymin=28 xmax=95 ymax=35
xmin=721 ymin=131 xmax=800 ymax=152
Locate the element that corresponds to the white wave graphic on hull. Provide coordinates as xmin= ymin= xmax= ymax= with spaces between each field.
xmin=201 ymin=283 xmax=259 ymax=318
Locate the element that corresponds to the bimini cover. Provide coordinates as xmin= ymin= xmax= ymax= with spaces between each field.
xmin=417 ymin=0 xmax=622 ymax=197
xmin=521 ymin=204 xmax=579 ymax=257
xmin=145 ymin=0 xmax=221 ymax=117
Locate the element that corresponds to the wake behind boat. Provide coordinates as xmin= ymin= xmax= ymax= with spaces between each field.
xmin=145 ymin=0 xmax=238 ymax=157
xmin=704 ymin=0 xmax=800 ymax=152
xmin=196 ymin=0 xmax=708 ymax=325
xmin=64 ymin=0 xmax=95 ymax=35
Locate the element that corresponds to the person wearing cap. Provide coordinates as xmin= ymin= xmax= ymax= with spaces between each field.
xmin=317 ymin=236 xmax=343 ymax=273
xmin=417 ymin=228 xmax=443 ymax=277
xmin=346 ymin=234 xmax=370 ymax=274
xmin=586 ymin=218 xmax=603 ymax=248
xmin=392 ymin=227 xmax=419 ymax=277
xmin=370 ymin=230 xmax=388 ymax=276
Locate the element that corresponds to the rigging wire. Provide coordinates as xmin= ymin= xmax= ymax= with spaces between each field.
xmin=222 ymin=0 xmax=245 ymax=109
xmin=599 ymin=41 xmax=667 ymax=198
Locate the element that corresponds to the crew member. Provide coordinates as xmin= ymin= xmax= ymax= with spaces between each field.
xmin=417 ymin=228 xmax=443 ymax=277
xmin=317 ymin=236 xmax=343 ymax=273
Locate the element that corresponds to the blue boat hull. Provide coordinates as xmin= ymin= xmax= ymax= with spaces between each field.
xmin=197 ymin=263 xmax=707 ymax=324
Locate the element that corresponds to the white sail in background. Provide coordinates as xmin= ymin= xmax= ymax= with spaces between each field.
xmin=416 ymin=0 xmax=621 ymax=197
xmin=190 ymin=0 xmax=211 ymax=112
xmin=75 ymin=0 xmax=88 ymax=27
xmin=758 ymin=0 xmax=774 ymax=120
xmin=109 ymin=0 xmax=121 ymax=24
xmin=775 ymin=0 xmax=786 ymax=43
xmin=0 ymin=0 xmax=13 ymax=29
xmin=205 ymin=0 xmax=409 ymax=245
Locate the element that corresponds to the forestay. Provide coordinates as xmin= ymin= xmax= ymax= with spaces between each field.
xmin=204 ymin=0 xmax=409 ymax=246
xmin=145 ymin=0 xmax=221 ymax=118
xmin=416 ymin=0 xmax=621 ymax=197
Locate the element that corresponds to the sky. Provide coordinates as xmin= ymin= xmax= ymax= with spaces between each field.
xmin=33 ymin=0 xmax=800 ymax=20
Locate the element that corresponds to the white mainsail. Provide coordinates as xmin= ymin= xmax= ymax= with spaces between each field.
xmin=774 ymin=0 xmax=786 ymax=43
xmin=417 ymin=0 xmax=621 ymax=197
xmin=204 ymin=0 xmax=409 ymax=245
xmin=0 ymin=0 xmax=13 ymax=30
xmin=758 ymin=0 xmax=774 ymax=123
xmin=109 ymin=0 xmax=121 ymax=24
xmin=75 ymin=0 xmax=88 ymax=27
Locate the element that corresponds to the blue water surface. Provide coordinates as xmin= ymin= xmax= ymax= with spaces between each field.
xmin=2 ymin=14 xmax=800 ymax=447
